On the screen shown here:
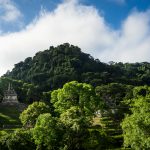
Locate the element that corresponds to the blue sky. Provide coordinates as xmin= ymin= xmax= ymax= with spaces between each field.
xmin=79 ymin=0 xmax=150 ymax=28
xmin=0 ymin=0 xmax=150 ymax=75
xmin=1 ymin=0 xmax=150 ymax=32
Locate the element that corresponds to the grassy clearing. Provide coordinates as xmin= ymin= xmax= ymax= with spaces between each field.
xmin=0 ymin=104 xmax=26 ymax=130
xmin=0 ymin=105 xmax=21 ymax=126
xmin=0 ymin=104 xmax=24 ymax=138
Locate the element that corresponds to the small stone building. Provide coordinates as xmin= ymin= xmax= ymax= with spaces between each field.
xmin=2 ymin=83 xmax=18 ymax=104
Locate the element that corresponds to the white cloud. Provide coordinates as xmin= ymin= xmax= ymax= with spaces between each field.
xmin=0 ymin=0 xmax=150 ymax=76
xmin=109 ymin=10 xmax=150 ymax=62
xmin=0 ymin=0 xmax=22 ymax=22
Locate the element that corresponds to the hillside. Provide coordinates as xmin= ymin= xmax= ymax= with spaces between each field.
xmin=4 ymin=43 xmax=109 ymax=90
xmin=1 ymin=43 xmax=150 ymax=149
xmin=4 ymin=43 xmax=150 ymax=92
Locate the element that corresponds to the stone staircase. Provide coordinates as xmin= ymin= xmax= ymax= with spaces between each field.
xmin=100 ymin=116 xmax=123 ymax=148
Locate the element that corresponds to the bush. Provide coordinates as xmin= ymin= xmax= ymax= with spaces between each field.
xmin=20 ymin=102 xmax=50 ymax=128
xmin=0 ymin=129 xmax=36 ymax=150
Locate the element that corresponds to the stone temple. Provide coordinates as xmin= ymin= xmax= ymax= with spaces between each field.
xmin=2 ymin=83 xmax=18 ymax=104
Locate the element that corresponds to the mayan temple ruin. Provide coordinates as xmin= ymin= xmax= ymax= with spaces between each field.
xmin=2 ymin=83 xmax=18 ymax=104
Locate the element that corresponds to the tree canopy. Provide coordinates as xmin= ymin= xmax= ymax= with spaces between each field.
xmin=4 ymin=43 xmax=150 ymax=94
xmin=20 ymin=102 xmax=50 ymax=127
xmin=122 ymin=94 xmax=150 ymax=149
xmin=33 ymin=113 xmax=62 ymax=150
xmin=1 ymin=44 xmax=150 ymax=149
xmin=51 ymin=81 xmax=100 ymax=117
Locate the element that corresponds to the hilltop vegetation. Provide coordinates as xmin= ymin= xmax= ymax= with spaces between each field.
xmin=5 ymin=43 xmax=150 ymax=89
xmin=2 ymin=43 xmax=150 ymax=104
xmin=0 ymin=43 xmax=150 ymax=149
xmin=1 ymin=43 xmax=150 ymax=105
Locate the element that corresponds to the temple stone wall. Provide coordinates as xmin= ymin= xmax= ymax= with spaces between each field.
xmin=2 ymin=83 xmax=18 ymax=104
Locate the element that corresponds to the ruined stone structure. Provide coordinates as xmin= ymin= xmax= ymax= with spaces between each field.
xmin=2 ymin=83 xmax=18 ymax=104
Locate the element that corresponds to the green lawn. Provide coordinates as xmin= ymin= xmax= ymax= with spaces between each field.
xmin=0 ymin=104 xmax=26 ymax=130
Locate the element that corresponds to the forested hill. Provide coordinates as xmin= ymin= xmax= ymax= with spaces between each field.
xmin=1 ymin=43 xmax=150 ymax=149
xmin=4 ymin=43 xmax=150 ymax=91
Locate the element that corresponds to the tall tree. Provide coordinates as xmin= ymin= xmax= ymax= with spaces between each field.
xmin=122 ymin=95 xmax=150 ymax=149
xmin=51 ymin=81 xmax=100 ymax=117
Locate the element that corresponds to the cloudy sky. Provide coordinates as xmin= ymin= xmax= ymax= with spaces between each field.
xmin=0 ymin=0 xmax=150 ymax=76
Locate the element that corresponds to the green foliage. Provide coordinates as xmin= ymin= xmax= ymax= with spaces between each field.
xmin=1 ymin=81 xmax=109 ymax=149
xmin=4 ymin=43 xmax=110 ymax=91
xmin=122 ymin=95 xmax=150 ymax=149
xmin=20 ymin=102 xmax=50 ymax=127
xmin=22 ymin=83 xmax=41 ymax=103
xmin=59 ymin=106 xmax=91 ymax=150
xmin=3 ymin=44 xmax=150 ymax=106
xmin=60 ymin=106 xmax=91 ymax=130
xmin=3 ymin=43 xmax=150 ymax=149
xmin=42 ymin=91 xmax=51 ymax=103
xmin=83 ymin=130 xmax=109 ymax=150
xmin=0 ymin=129 xmax=35 ymax=150
xmin=96 ymin=83 xmax=133 ymax=106
xmin=33 ymin=113 xmax=62 ymax=150
xmin=50 ymin=81 xmax=106 ymax=150
xmin=32 ymin=81 xmax=106 ymax=150
xmin=0 ymin=43 xmax=111 ymax=104
xmin=133 ymin=85 xmax=150 ymax=97
xmin=51 ymin=81 xmax=100 ymax=116
xmin=96 ymin=83 xmax=133 ymax=121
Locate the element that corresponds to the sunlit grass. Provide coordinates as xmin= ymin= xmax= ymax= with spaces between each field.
xmin=0 ymin=105 xmax=22 ymax=128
